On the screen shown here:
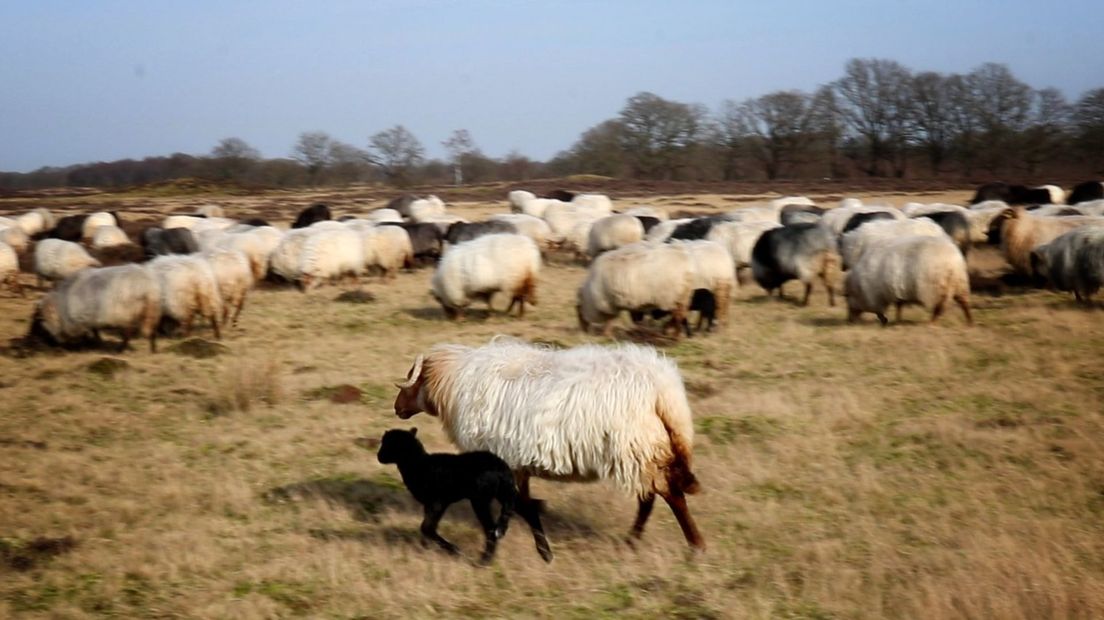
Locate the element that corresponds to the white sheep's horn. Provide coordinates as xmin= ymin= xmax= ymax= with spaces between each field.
xmin=397 ymin=354 xmax=425 ymax=388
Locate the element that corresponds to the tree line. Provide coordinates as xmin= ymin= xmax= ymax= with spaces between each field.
xmin=2 ymin=58 xmax=1102 ymax=191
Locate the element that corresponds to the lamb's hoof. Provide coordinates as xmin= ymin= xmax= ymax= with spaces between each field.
xmin=536 ymin=544 xmax=554 ymax=563
xmin=477 ymin=553 xmax=495 ymax=567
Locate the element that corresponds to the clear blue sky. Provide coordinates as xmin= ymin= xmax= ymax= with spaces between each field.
xmin=2 ymin=0 xmax=1101 ymax=172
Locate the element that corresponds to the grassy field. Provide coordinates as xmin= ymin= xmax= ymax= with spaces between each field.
xmin=1 ymin=187 xmax=1102 ymax=619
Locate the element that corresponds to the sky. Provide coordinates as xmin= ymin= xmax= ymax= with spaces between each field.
xmin=1 ymin=0 xmax=1102 ymax=172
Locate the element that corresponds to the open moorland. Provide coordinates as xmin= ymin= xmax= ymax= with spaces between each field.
xmin=1 ymin=183 xmax=1102 ymax=619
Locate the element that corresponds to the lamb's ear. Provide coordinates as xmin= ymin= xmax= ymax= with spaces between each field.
xmin=409 ymin=427 xmax=418 ymax=437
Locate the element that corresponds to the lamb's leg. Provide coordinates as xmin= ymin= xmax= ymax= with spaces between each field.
xmin=420 ymin=503 xmax=459 ymax=555
xmin=626 ymin=493 xmax=656 ymax=547
xmin=471 ymin=499 xmax=499 ymax=565
xmin=823 ymin=274 xmax=836 ymax=307
xmin=660 ymin=490 xmax=705 ymax=552
xmin=515 ymin=472 xmax=553 ymax=563
xmin=955 ymin=294 xmax=973 ymax=325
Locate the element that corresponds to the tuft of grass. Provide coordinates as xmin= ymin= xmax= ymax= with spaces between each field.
xmin=207 ymin=358 xmax=284 ymax=416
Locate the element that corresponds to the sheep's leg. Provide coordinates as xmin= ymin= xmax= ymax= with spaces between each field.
xmin=895 ymin=301 xmax=904 ymax=323
xmin=515 ymin=473 xmax=553 ymax=563
xmin=210 ymin=312 xmax=221 ymax=340
xmin=823 ymin=276 xmax=835 ymax=307
xmin=660 ymin=490 xmax=705 ymax=552
xmin=931 ymin=299 xmax=946 ymax=323
xmin=626 ymin=493 xmax=656 ymax=547
xmin=118 ymin=328 xmax=132 ymax=353
xmin=801 ymin=282 xmax=813 ymax=306
xmin=848 ymin=308 xmax=862 ymax=324
xmin=471 ymin=499 xmax=499 ymax=565
xmin=233 ymin=296 xmax=246 ymax=326
xmin=876 ymin=312 xmax=888 ymax=327
xmin=955 ymin=294 xmax=973 ymax=325
xmin=420 ymin=503 xmax=459 ymax=555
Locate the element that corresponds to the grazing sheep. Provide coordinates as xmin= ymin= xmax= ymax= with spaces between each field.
xmin=542 ymin=202 xmax=600 ymax=244
xmin=292 ymin=203 xmax=332 ymax=229
xmin=645 ymin=218 xmax=693 ymax=242
xmin=15 ymin=208 xmax=54 ymax=236
xmin=1030 ymin=225 xmax=1104 ymax=304
xmin=987 ymin=207 xmax=1104 ymax=276
xmin=841 ymin=211 xmax=897 ymax=234
xmin=379 ymin=222 xmax=443 ymax=265
xmin=916 ymin=211 xmax=971 ymax=257
xmin=34 ymin=239 xmax=101 ymax=284
xmin=146 ymin=255 xmax=223 ymax=339
xmin=297 ymin=228 xmax=365 ymax=290
xmin=672 ymin=239 xmax=736 ymax=326
xmin=839 ymin=218 xmax=947 ymax=270
xmin=205 ymin=226 xmax=281 ymax=281
xmin=571 ymin=193 xmax=614 ymax=215
xmin=392 ymin=339 xmax=705 ymax=560
xmin=576 ymin=242 xmax=694 ymax=337
xmin=445 ymin=221 xmax=517 ymax=247
xmin=752 ymin=224 xmax=839 ymax=305
xmin=488 ymin=214 xmax=552 ymax=252
xmin=81 ymin=212 xmax=117 ymax=239
xmin=430 ymin=233 xmax=540 ymax=319
xmin=194 ymin=204 xmax=225 ymax=218
xmin=365 ymin=208 xmax=403 ymax=224
xmin=1073 ymin=200 xmax=1104 ymax=217
xmin=30 ymin=264 xmax=161 ymax=352
xmin=362 ymin=225 xmax=414 ymax=278
xmin=203 ymin=248 xmax=253 ymax=326
xmin=0 ymin=225 xmax=30 ymax=254
xmin=268 ymin=228 xmax=315 ymax=283
xmin=408 ymin=196 xmax=448 ymax=223
xmin=90 ymin=225 xmax=130 ymax=249
xmin=1067 ymin=181 xmax=1104 ymax=205
xmin=706 ymin=220 xmax=781 ymax=281
xmin=512 ymin=196 xmax=564 ymax=219
xmin=141 ymin=227 xmax=199 ymax=259
xmin=45 ymin=214 xmax=89 ymax=242
xmin=587 ymin=214 xmax=644 ymax=258
xmin=725 ymin=206 xmax=780 ymax=225
xmin=386 ymin=194 xmax=419 ymax=217
xmin=0 ymin=242 xmax=21 ymax=296
xmin=845 ymin=235 xmax=972 ymax=326
xmin=668 ymin=216 xmax=729 ymax=241
xmin=376 ymin=428 xmax=518 ymax=565
xmin=970 ymin=182 xmax=1055 ymax=206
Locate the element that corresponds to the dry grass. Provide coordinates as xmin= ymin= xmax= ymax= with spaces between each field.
xmin=0 ymin=188 xmax=1102 ymax=618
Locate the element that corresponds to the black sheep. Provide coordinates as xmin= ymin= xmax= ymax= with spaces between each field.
xmin=841 ymin=211 xmax=895 ymax=234
xmin=291 ymin=203 xmax=332 ymax=229
xmin=444 ymin=221 xmax=516 ymax=246
xmin=376 ymin=428 xmax=517 ymax=565
xmin=668 ymin=216 xmax=727 ymax=241
xmin=380 ymin=222 xmax=443 ymax=265
xmin=1068 ymin=181 xmax=1103 ymax=205
xmin=140 ymin=227 xmax=198 ymax=259
xmin=542 ymin=189 xmax=575 ymax=202
xmin=634 ymin=215 xmax=661 ymax=233
xmin=44 ymin=214 xmax=89 ymax=242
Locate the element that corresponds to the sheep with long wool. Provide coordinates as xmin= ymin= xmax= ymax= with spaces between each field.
xmin=430 ymin=233 xmax=540 ymax=319
xmin=839 ymin=217 xmax=947 ymax=270
xmin=988 ymin=207 xmax=1104 ymax=275
xmin=34 ymin=239 xmax=101 ymax=284
xmin=297 ymin=227 xmax=365 ymax=290
xmin=587 ymin=214 xmax=645 ymax=258
xmin=751 ymin=224 xmax=839 ymax=305
xmin=146 ymin=255 xmax=223 ymax=339
xmin=1030 ymin=225 xmax=1104 ymax=304
xmin=90 ymin=225 xmax=130 ymax=249
xmin=361 ymin=224 xmax=414 ymax=278
xmin=670 ymin=239 xmax=736 ymax=325
xmin=845 ymin=235 xmax=972 ymax=325
xmin=392 ymin=338 xmax=705 ymax=561
xmin=576 ymin=242 xmax=694 ymax=337
xmin=30 ymin=264 xmax=161 ymax=352
xmin=488 ymin=214 xmax=553 ymax=251
xmin=0 ymin=241 xmax=21 ymax=296
xmin=81 ymin=212 xmax=117 ymax=239
xmin=0 ymin=224 xmax=31 ymax=254
xmin=203 ymin=248 xmax=254 ymax=326
xmin=820 ymin=203 xmax=904 ymax=236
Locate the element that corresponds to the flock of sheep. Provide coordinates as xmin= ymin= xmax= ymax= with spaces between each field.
xmin=3 ymin=180 xmax=1104 ymax=352
xmin=3 ymin=179 xmax=1104 ymax=560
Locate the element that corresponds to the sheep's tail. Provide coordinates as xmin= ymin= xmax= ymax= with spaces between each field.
xmin=656 ymin=393 xmax=700 ymax=496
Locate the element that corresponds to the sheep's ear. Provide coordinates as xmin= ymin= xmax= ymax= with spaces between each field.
xmin=409 ymin=427 xmax=418 ymax=437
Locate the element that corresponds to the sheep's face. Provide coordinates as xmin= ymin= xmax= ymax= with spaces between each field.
xmin=28 ymin=298 xmax=60 ymax=345
xmin=394 ymin=356 xmax=431 ymax=419
xmin=376 ymin=428 xmax=420 ymax=464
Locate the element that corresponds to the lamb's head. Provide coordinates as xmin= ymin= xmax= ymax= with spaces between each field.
xmin=377 ymin=427 xmax=422 ymax=464
xmin=394 ymin=354 xmax=431 ymax=419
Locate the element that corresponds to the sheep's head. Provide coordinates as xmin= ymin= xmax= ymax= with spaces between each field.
xmin=376 ymin=427 xmax=422 ymax=464
xmin=28 ymin=297 xmax=60 ymax=346
xmin=394 ymin=354 xmax=429 ymax=419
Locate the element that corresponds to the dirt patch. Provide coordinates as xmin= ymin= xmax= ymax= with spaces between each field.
xmin=86 ymin=356 xmax=130 ymax=377
xmin=169 ymin=338 xmax=228 ymax=359
xmin=1 ymin=536 xmax=77 ymax=572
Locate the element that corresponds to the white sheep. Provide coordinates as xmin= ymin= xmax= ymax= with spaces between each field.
xmin=297 ymin=228 xmax=365 ymax=290
xmin=587 ymin=214 xmax=645 ymax=258
xmin=820 ymin=204 xmax=904 ymax=236
xmin=34 ymin=239 xmax=101 ymax=284
xmin=203 ymin=248 xmax=253 ymax=326
xmin=392 ymin=338 xmax=705 ymax=560
xmin=543 ymin=202 xmax=602 ymax=245
xmin=208 ymin=226 xmax=281 ymax=281
xmin=0 ymin=241 xmax=21 ymax=296
xmin=1037 ymin=184 xmax=1066 ymax=205
xmin=488 ymin=214 xmax=553 ymax=251
xmin=194 ymin=204 xmax=225 ymax=218
xmin=1073 ymin=200 xmax=1104 ymax=217
xmin=839 ymin=217 xmax=947 ymax=269
xmin=146 ymin=255 xmax=224 ymax=339
xmin=31 ymin=264 xmax=161 ymax=352
xmin=577 ymin=242 xmax=694 ymax=337
xmin=646 ymin=218 xmax=693 ymax=242
xmin=727 ymin=206 xmax=781 ymax=224
xmin=81 ymin=212 xmax=117 ymax=239
xmin=90 ymin=225 xmax=130 ymax=249
xmin=365 ymin=208 xmax=403 ymax=224
xmin=162 ymin=215 xmax=205 ymax=230
xmin=571 ymin=193 xmax=614 ymax=214
xmin=770 ymin=196 xmax=815 ymax=210
xmin=430 ymin=233 xmax=541 ymax=319
xmin=15 ymin=208 xmax=54 ymax=236
xmin=845 ymin=235 xmax=972 ymax=325
xmin=507 ymin=190 xmax=538 ymax=213
xmin=408 ymin=195 xmax=447 ymax=222
xmin=0 ymin=225 xmax=31 ymax=254
xmin=269 ymin=228 xmax=316 ymax=283
xmin=706 ymin=220 xmax=781 ymax=277
xmin=361 ymin=224 xmax=414 ymax=278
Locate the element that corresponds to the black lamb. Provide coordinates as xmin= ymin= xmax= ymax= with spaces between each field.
xmin=376 ymin=428 xmax=517 ymax=564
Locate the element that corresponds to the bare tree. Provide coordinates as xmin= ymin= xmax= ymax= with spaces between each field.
xmin=209 ymin=137 xmax=260 ymax=181
xmin=618 ymin=92 xmax=706 ymax=179
xmin=548 ymin=119 xmax=626 ymax=178
xmin=833 ymin=58 xmax=914 ymax=177
xmin=1072 ymin=88 xmax=1104 ymax=169
xmin=963 ymin=63 xmax=1033 ymax=173
xmin=292 ymin=131 xmax=334 ymax=185
xmin=910 ymin=72 xmax=958 ymax=175
xmin=726 ymin=91 xmax=816 ymax=179
xmin=442 ymin=129 xmax=476 ymax=185
xmin=327 ymin=140 xmax=372 ymax=185
xmin=368 ymin=125 xmax=425 ymax=187
xmin=1020 ymin=88 xmax=1071 ymax=174
xmin=809 ymin=85 xmax=845 ymax=178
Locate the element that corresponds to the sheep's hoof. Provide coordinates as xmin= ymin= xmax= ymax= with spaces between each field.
xmin=537 ymin=546 xmax=554 ymax=563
